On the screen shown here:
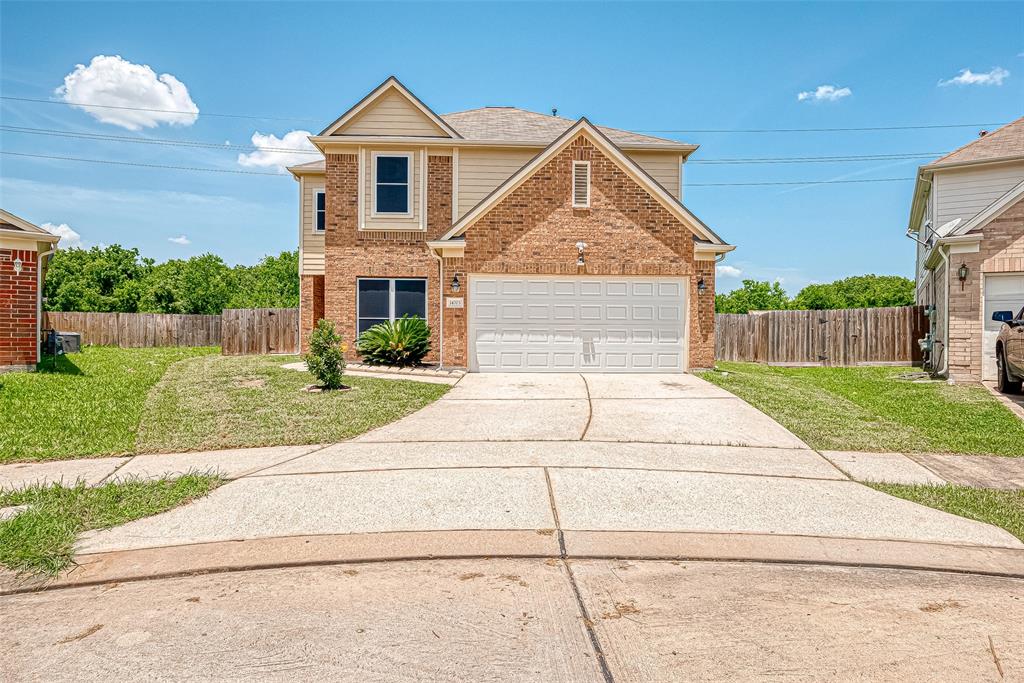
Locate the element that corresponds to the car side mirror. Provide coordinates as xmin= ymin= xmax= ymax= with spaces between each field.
xmin=993 ymin=310 xmax=1014 ymax=323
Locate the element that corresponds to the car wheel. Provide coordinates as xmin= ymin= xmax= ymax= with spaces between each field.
xmin=997 ymin=349 xmax=1022 ymax=394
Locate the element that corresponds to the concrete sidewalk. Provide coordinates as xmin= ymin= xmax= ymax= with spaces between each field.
xmin=4 ymin=559 xmax=1022 ymax=681
xmin=3 ymin=372 xmax=1022 ymax=584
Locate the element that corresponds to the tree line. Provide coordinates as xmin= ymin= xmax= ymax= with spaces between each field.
xmin=44 ymin=245 xmax=299 ymax=314
xmin=715 ymin=275 xmax=915 ymax=314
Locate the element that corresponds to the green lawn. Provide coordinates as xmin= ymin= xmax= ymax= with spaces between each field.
xmin=700 ymin=362 xmax=1024 ymax=456
xmin=870 ymin=483 xmax=1024 ymax=542
xmin=0 ymin=347 xmax=449 ymax=463
xmin=0 ymin=474 xmax=222 ymax=575
xmin=0 ymin=346 xmax=218 ymax=463
xmin=135 ymin=353 xmax=449 ymax=453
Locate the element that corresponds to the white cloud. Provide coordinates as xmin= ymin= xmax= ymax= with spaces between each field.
xmin=716 ymin=264 xmax=742 ymax=278
xmin=237 ymin=130 xmax=317 ymax=172
xmin=797 ymin=84 xmax=852 ymax=102
xmin=55 ymin=55 xmax=199 ymax=130
xmin=41 ymin=222 xmax=82 ymax=248
xmin=168 ymin=235 xmax=191 ymax=245
xmin=939 ymin=67 xmax=1009 ymax=87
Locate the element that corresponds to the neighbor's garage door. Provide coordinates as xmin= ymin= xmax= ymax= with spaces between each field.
xmin=983 ymin=274 xmax=1024 ymax=381
xmin=468 ymin=275 xmax=687 ymax=372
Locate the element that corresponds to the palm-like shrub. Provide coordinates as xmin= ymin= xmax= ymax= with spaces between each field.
xmin=304 ymin=319 xmax=346 ymax=389
xmin=356 ymin=316 xmax=431 ymax=367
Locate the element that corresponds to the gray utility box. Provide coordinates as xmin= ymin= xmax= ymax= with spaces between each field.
xmin=44 ymin=331 xmax=81 ymax=355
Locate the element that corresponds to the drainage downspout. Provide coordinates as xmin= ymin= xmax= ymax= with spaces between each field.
xmin=936 ymin=245 xmax=951 ymax=377
xmin=36 ymin=246 xmax=56 ymax=366
xmin=429 ymin=247 xmax=444 ymax=369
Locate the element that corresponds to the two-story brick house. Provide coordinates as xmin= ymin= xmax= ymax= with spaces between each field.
xmin=290 ymin=77 xmax=733 ymax=373
xmin=908 ymin=117 xmax=1024 ymax=383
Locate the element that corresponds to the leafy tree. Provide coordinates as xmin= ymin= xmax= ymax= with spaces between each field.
xmin=139 ymin=254 xmax=235 ymax=315
xmin=44 ymin=245 xmax=153 ymax=312
xmin=229 ymin=251 xmax=300 ymax=308
xmin=791 ymin=275 xmax=914 ymax=310
xmin=715 ymin=280 xmax=790 ymax=314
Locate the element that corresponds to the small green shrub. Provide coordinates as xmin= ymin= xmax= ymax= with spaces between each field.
xmin=356 ymin=316 xmax=432 ymax=367
xmin=304 ymin=319 xmax=346 ymax=389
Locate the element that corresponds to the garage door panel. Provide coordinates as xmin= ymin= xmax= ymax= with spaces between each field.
xmin=470 ymin=275 xmax=687 ymax=373
xmin=984 ymin=274 xmax=1024 ymax=382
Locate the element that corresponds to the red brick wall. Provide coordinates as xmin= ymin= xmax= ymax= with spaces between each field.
xmin=320 ymin=153 xmax=448 ymax=362
xmin=460 ymin=136 xmax=716 ymax=369
xmin=299 ymin=274 xmax=324 ymax=353
xmin=947 ymin=194 xmax=1024 ymax=382
xmin=0 ymin=248 xmax=38 ymax=369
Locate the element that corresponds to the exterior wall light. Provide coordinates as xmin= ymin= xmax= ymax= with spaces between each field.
xmin=957 ymin=263 xmax=969 ymax=290
xmin=576 ymin=241 xmax=587 ymax=267
xmin=12 ymin=257 xmax=23 ymax=274
xmin=450 ymin=274 xmax=461 ymax=292
xmin=697 ymin=277 xmax=707 ymax=294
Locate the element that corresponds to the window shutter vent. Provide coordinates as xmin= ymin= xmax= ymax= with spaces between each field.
xmin=572 ymin=161 xmax=590 ymax=208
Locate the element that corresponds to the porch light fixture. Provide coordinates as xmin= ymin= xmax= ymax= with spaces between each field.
xmin=450 ymin=274 xmax=461 ymax=292
xmin=576 ymin=241 xmax=587 ymax=267
xmin=12 ymin=257 xmax=22 ymax=274
xmin=697 ymin=277 xmax=707 ymax=294
xmin=957 ymin=262 xmax=969 ymax=290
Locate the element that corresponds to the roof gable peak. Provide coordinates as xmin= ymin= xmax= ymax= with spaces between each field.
xmin=320 ymin=76 xmax=462 ymax=139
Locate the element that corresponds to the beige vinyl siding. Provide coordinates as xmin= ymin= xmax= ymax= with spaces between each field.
xmin=338 ymin=90 xmax=449 ymax=137
xmin=628 ymin=151 xmax=682 ymax=200
xmin=300 ymin=177 xmax=325 ymax=275
xmin=934 ymin=161 xmax=1024 ymax=227
xmin=363 ymin=148 xmax=423 ymax=230
xmin=457 ymin=148 xmax=537 ymax=218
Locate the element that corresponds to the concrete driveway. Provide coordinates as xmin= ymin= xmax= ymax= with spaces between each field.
xmin=45 ymin=372 xmax=1019 ymax=571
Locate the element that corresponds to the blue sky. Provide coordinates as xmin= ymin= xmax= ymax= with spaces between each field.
xmin=1 ymin=1 xmax=1021 ymax=294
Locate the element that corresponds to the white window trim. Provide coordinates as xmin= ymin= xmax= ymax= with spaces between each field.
xmin=572 ymin=160 xmax=591 ymax=208
xmin=314 ymin=191 xmax=326 ymax=232
xmin=356 ymin=277 xmax=429 ymax=334
xmin=370 ymin=151 xmax=414 ymax=218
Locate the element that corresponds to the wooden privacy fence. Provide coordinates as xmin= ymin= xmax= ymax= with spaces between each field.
xmin=220 ymin=308 xmax=299 ymax=355
xmin=715 ymin=305 xmax=929 ymax=366
xmin=43 ymin=312 xmax=221 ymax=348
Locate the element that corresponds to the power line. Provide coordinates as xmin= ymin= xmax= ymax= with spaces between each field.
xmin=0 ymin=95 xmax=321 ymax=124
xmin=0 ymin=151 xmax=282 ymax=176
xmin=639 ymin=122 xmax=1007 ymax=133
xmin=0 ymin=125 xmax=319 ymax=155
xmin=688 ymin=177 xmax=912 ymax=187
xmin=3 ymin=150 xmax=913 ymax=186
xmin=0 ymin=95 xmax=1009 ymax=134
xmin=0 ymin=125 xmax=943 ymax=164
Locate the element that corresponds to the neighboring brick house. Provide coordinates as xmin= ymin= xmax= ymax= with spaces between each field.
xmin=908 ymin=117 xmax=1024 ymax=383
xmin=290 ymin=77 xmax=734 ymax=373
xmin=0 ymin=209 xmax=60 ymax=372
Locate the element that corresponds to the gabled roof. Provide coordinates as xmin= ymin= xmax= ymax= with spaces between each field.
xmin=438 ymin=118 xmax=729 ymax=249
xmin=926 ymin=117 xmax=1024 ymax=168
xmin=320 ymin=76 xmax=462 ymax=138
xmin=0 ymin=209 xmax=60 ymax=242
xmin=950 ymin=178 xmax=1024 ymax=236
xmin=440 ymin=107 xmax=690 ymax=149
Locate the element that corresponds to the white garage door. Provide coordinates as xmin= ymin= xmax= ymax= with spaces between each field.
xmin=984 ymin=274 xmax=1024 ymax=381
xmin=468 ymin=275 xmax=688 ymax=373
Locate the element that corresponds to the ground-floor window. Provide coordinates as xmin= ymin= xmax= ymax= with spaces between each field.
xmin=357 ymin=278 xmax=427 ymax=334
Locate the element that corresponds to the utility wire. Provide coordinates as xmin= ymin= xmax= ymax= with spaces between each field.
xmin=0 ymin=95 xmax=1008 ymax=133
xmin=0 ymin=151 xmax=283 ymax=176
xmin=0 ymin=125 xmax=944 ymax=164
xmin=0 ymin=95 xmax=322 ymax=124
xmin=2 ymin=150 xmax=914 ymax=185
xmin=639 ymin=122 xmax=1007 ymax=133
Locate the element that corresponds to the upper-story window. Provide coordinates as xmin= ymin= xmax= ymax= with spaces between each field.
xmin=372 ymin=152 xmax=412 ymax=216
xmin=315 ymin=191 xmax=325 ymax=232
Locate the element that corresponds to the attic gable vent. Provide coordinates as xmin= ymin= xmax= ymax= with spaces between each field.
xmin=572 ymin=161 xmax=591 ymax=208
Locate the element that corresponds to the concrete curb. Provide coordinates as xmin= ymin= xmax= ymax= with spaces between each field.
xmin=4 ymin=528 xmax=1023 ymax=595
